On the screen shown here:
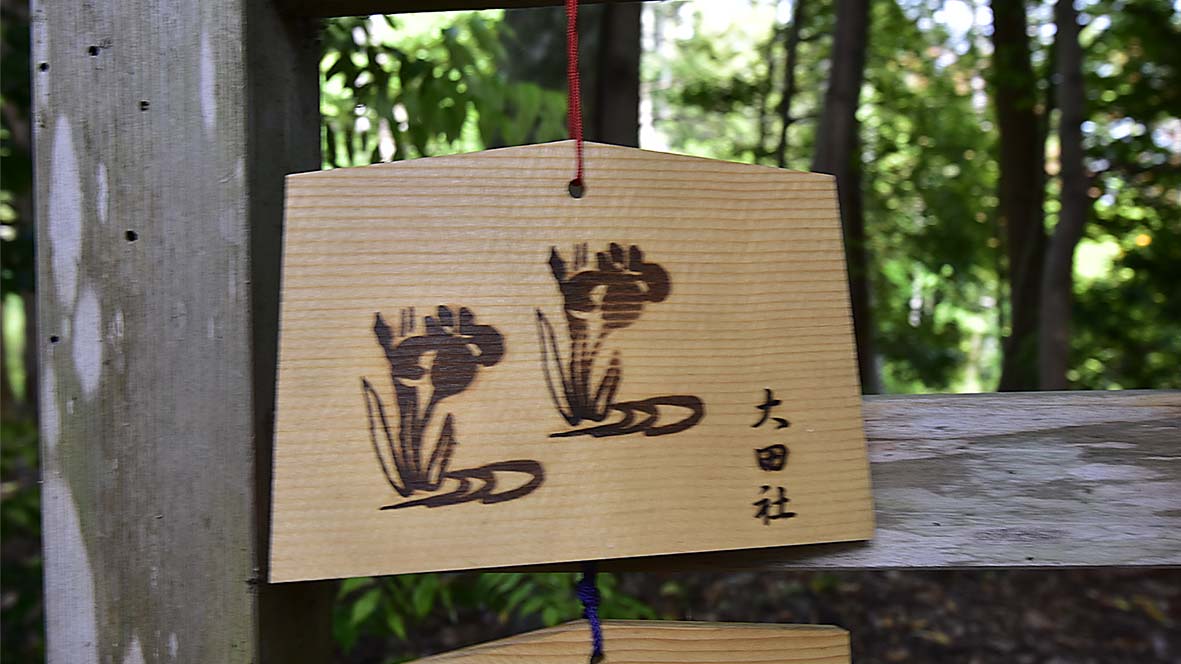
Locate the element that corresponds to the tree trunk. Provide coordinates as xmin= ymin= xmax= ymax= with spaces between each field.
xmin=812 ymin=0 xmax=877 ymax=394
xmin=757 ymin=22 xmax=779 ymax=163
xmin=591 ymin=3 xmax=641 ymax=146
xmin=502 ymin=4 xmax=641 ymax=147
xmin=775 ymin=0 xmax=808 ymax=169
xmin=1039 ymin=0 xmax=1088 ymax=389
xmin=990 ymin=0 xmax=1048 ymax=391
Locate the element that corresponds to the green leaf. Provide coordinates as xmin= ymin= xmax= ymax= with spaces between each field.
xmin=351 ymin=588 xmax=381 ymax=627
xmin=386 ymin=610 xmax=408 ymax=641
xmin=411 ymin=576 xmax=437 ymax=618
xmin=519 ymin=595 xmax=548 ymax=619
xmin=444 ymin=34 xmax=476 ymax=71
xmin=442 ymin=100 xmax=467 ymax=143
xmin=502 ymin=582 xmax=533 ymax=614
xmin=340 ymin=577 xmax=372 ymax=596
xmin=324 ymin=54 xmax=347 ymax=83
xmin=505 ymin=82 xmax=543 ymax=145
xmin=335 ymin=613 xmax=359 ymax=653
xmin=467 ymin=16 xmax=502 ymax=60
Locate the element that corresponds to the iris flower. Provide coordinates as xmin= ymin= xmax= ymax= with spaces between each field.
xmin=363 ymin=306 xmax=504 ymax=496
xmin=537 ymin=243 xmax=670 ymax=425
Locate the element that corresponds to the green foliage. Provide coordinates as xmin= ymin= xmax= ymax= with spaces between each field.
xmin=647 ymin=0 xmax=1179 ymax=392
xmin=646 ymin=1 xmax=831 ymax=167
xmin=1 ymin=418 xmax=44 ymax=662
xmin=320 ymin=13 xmax=567 ymax=168
xmin=335 ymin=572 xmax=656 ymax=661
xmin=1070 ymin=0 xmax=1181 ymax=389
xmin=1 ymin=6 xmax=41 ymax=662
xmin=1 ymin=0 xmax=34 ymax=298
xmin=862 ymin=0 xmax=1003 ymax=392
xmin=649 ymin=0 xmax=1006 ymax=392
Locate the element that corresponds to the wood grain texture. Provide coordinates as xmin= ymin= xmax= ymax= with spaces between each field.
xmin=527 ymin=390 xmax=1179 ymax=571
xmin=33 ymin=1 xmax=334 ymax=662
xmin=283 ymin=0 xmax=636 ymax=18
xmin=413 ymin=621 xmax=850 ymax=663
xmin=271 ymin=141 xmax=874 ymax=581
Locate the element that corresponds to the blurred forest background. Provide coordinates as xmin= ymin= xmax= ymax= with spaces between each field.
xmin=2 ymin=0 xmax=1179 ymax=662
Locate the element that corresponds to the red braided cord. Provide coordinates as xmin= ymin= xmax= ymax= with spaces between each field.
xmin=566 ymin=0 xmax=584 ymax=187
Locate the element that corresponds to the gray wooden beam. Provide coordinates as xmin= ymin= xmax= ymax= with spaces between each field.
xmin=33 ymin=1 xmax=335 ymax=662
xmin=282 ymin=0 xmax=640 ymax=19
xmin=526 ymin=391 xmax=1181 ymax=571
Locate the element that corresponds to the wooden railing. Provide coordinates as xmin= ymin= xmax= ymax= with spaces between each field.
xmin=562 ymin=391 xmax=1180 ymax=571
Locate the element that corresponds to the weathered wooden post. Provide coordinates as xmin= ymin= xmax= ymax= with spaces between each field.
xmin=33 ymin=1 xmax=335 ymax=661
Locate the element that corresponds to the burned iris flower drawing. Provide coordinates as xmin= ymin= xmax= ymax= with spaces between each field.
xmin=362 ymin=306 xmax=544 ymax=509
xmin=536 ymin=243 xmax=705 ymax=438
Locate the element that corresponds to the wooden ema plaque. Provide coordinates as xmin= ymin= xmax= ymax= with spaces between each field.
xmin=270 ymin=141 xmax=873 ymax=581
xmin=411 ymin=621 xmax=851 ymax=663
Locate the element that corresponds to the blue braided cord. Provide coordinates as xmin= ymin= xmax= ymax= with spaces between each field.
xmin=575 ymin=564 xmax=604 ymax=663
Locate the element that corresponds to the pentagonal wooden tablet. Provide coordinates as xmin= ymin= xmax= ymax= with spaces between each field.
xmin=270 ymin=141 xmax=873 ymax=581
xmin=412 ymin=621 xmax=851 ymax=664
